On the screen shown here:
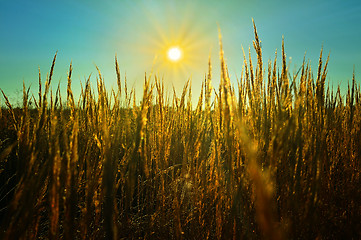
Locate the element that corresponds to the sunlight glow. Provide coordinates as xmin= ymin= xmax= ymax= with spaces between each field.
xmin=167 ymin=47 xmax=182 ymax=62
xmin=117 ymin=1 xmax=215 ymax=94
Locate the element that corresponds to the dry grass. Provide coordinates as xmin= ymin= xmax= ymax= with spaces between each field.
xmin=0 ymin=23 xmax=360 ymax=239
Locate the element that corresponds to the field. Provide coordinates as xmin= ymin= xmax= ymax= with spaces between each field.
xmin=0 ymin=24 xmax=360 ymax=239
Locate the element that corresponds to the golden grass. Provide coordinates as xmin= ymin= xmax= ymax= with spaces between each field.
xmin=0 ymin=23 xmax=360 ymax=239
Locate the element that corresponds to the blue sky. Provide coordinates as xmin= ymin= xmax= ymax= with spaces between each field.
xmin=1 ymin=0 xmax=360 ymax=104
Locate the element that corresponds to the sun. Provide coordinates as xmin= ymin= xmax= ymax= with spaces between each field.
xmin=167 ymin=47 xmax=182 ymax=62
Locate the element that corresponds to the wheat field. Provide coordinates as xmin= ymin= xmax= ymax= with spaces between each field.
xmin=0 ymin=23 xmax=360 ymax=239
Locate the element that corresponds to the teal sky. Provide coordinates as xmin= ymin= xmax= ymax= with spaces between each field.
xmin=1 ymin=0 xmax=360 ymax=105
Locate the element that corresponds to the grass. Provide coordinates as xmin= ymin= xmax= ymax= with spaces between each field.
xmin=0 ymin=22 xmax=360 ymax=239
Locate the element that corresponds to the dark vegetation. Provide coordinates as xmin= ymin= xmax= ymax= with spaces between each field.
xmin=0 ymin=23 xmax=360 ymax=239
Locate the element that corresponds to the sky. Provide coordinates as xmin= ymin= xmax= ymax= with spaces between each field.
xmin=1 ymin=0 xmax=361 ymax=105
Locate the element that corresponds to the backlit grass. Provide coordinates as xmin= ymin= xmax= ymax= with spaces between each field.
xmin=0 ymin=22 xmax=360 ymax=239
